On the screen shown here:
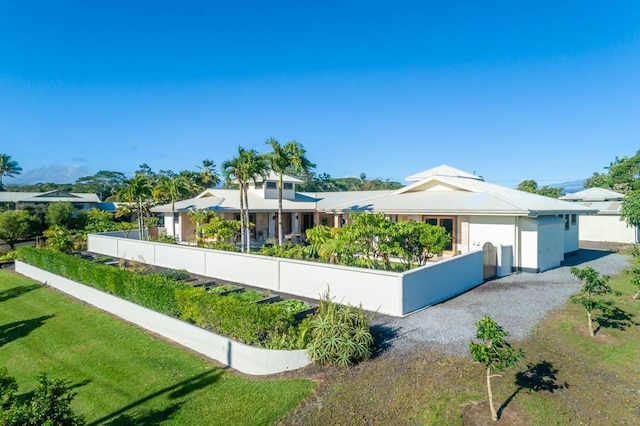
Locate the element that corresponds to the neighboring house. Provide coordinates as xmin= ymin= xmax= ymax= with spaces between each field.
xmin=152 ymin=165 xmax=595 ymax=273
xmin=560 ymin=188 xmax=638 ymax=244
xmin=0 ymin=190 xmax=101 ymax=211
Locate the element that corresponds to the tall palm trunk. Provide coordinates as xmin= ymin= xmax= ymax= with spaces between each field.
xmin=239 ymin=185 xmax=245 ymax=252
xmin=244 ymin=183 xmax=251 ymax=253
xmin=171 ymin=200 xmax=176 ymax=241
xmin=137 ymin=198 xmax=144 ymax=240
xmin=278 ymin=174 xmax=284 ymax=245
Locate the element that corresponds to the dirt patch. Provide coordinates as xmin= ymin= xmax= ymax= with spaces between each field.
xmin=572 ymin=325 xmax=623 ymax=345
xmin=461 ymin=400 xmax=530 ymax=426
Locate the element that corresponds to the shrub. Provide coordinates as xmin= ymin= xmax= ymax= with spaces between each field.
xmin=175 ymin=287 xmax=307 ymax=348
xmin=17 ymin=247 xmax=189 ymax=316
xmin=307 ymin=292 xmax=373 ymax=366
xmin=157 ymin=269 xmax=191 ymax=281
xmin=0 ymin=370 xmax=84 ymax=426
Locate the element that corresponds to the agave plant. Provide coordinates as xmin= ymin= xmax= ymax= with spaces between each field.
xmin=307 ymin=291 xmax=374 ymax=366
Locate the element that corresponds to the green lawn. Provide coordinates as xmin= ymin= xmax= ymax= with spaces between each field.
xmin=0 ymin=270 xmax=315 ymax=425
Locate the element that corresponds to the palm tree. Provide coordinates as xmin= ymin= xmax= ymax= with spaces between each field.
xmin=0 ymin=154 xmax=23 ymax=191
xmin=265 ymin=139 xmax=315 ymax=244
xmin=222 ymin=147 xmax=268 ymax=253
xmin=197 ymin=159 xmax=221 ymax=190
xmin=118 ymin=174 xmax=153 ymax=240
xmin=155 ymin=175 xmax=191 ymax=241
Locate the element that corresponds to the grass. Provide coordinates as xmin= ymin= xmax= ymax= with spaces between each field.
xmin=281 ymin=262 xmax=640 ymax=425
xmin=0 ymin=270 xmax=315 ymax=425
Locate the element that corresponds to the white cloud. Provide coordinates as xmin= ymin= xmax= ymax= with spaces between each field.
xmin=10 ymin=164 xmax=90 ymax=184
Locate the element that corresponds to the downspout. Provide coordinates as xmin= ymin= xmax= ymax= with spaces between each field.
xmin=515 ymin=216 xmax=521 ymax=273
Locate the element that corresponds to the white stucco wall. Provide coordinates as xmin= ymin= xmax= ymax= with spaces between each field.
xmin=519 ymin=218 xmax=539 ymax=271
xmin=402 ymin=250 xmax=483 ymax=314
xmin=579 ymin=214 xmax=638 ymax=243
xmin=88 ymin=234 xmax=485 ymax=316
xmin=15 ymin=261 xmax=310 ymax=375
xmin=468 ymin=216 xmax=516 ymax=251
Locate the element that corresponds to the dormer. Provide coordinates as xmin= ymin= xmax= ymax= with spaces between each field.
xmin=249 ymin=171 xmax=303 ymax=200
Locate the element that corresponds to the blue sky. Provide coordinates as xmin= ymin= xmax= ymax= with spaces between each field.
xmin=1 ymin=1 xmax=639 ymax=187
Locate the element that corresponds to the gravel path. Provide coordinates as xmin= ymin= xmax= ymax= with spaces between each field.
xmin=373 ymin=248 xmax=631 ymax=355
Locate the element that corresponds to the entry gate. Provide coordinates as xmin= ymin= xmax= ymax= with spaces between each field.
xmin=482 ymin=242 xmax=497 ymax=280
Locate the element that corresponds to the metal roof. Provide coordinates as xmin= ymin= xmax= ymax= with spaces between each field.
xmin=0 ymin=191 xmax=100 ymax=203
xmin=560 ymin=187 xmax=624 ymax=202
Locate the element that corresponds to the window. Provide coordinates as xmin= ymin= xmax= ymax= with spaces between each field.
xmin=173 ymin=212 xmax=180 ymax=223
xmin=266 ymin=182 xmax=277 ymax=189
xmin=564 ymin=214 xmax=570 ymax=231
xmin=423 ymin=216 xmax=454 ymax=251
xmin=283 ymin=182 xmax=293 ymax=190
xmin=571 ymin=214 xmax=577 ymax=225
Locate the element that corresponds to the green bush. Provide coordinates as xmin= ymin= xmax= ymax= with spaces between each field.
xmin=307 ymin=293 xmax=373 ymax=366
xmin=16 ymin=247 xmax=188 ymax=316
xmin=16 ymin=247 xmax=310 ymax=349
xmin=175 ymin=288 xmax=307 ymax=349
xmin=157 ymin=269 xmax=191 ymax=281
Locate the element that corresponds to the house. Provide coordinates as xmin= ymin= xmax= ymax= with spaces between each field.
xmin=0 ymin=190 xmax=101 ymax=211
xmin=560 ymin=188 xmax=638 ymax=244
xmin=151 ymin=165 xmax=596 ymax=273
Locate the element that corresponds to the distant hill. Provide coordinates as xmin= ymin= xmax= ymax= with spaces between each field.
xmin=550 ymin=179 xmax=586 ymax=194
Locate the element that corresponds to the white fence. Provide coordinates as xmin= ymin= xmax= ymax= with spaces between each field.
xmin=15 ymin=261 xmax=310 ymax=376
xmin=89 ymin=233 xmax=484 ymax=316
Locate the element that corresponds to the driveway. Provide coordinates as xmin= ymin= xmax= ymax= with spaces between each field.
xmin=373 ymin=248 xmax=631 ymax=355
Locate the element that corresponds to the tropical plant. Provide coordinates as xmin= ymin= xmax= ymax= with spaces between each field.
xmin=43 ymin=225 xmax=77 ymax=252
xmin=117 ymin=174 xmax=153 ymax=240
xmin=187 ymin=210 xmax=217 ymax=246
xmin=265 ymin=138 xmax=315 ymax=244
xmin=0 ymin=154 xmax=22 ymax=191
xmin=570 ymin=266 xmax=620 ymax=336
xmin=307 ymin=292 xmax=373 ymax=366
xmin=196 ymin=159 xmax=221 ymax=190
xmin=584 ymin=150 xmax=640 ymax=193
xmin=469 ymin=316 xmax=524 ymax=421
xmin=78 ymin=208 xmax=118 ymax=233
xmin=200 ymin=216 xmax=241 ymax=246
xmin=391 ymin=220 xmax=451 ymax=270
xmin=154 ymin=174 xmax=191 ymax=240
xmin=222 ymin=147 xmax=268 ymax=253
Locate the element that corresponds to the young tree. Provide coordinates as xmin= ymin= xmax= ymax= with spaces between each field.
xmin=469 ymin=316 xmax=524 ymax=422
xmin=265 ymin=138 xmax=315 ymax=244
xmin=626 ymin=258 xmax=640 ymax=300
xmin=570 ymin=266 xmax=620 ymax=336
xmin=187 ymin=210 xmax=217 ymax=246
xmin=78 ymin=208 xmax=118 ymax=233
xmin=0 ymin=210 xmax=35 ymax=249
xmin=0 ymin=154 xmax=22 ymax=191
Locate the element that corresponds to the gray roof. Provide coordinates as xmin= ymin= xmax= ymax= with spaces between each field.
xmin=152 ymin=165 xmax=597 ymax=217
xmin=560 ymin=187 xmax=624 ymax=202
xmin=405 ymin=165 xmax=483 ymax=182
xmin=0 ymin=191 xmax=100 ymax=203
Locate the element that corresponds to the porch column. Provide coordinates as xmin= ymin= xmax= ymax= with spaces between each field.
xmin=333 ymin=213 xmax=341 ymax=228
xmin=268 ymin=213 xmax=276 ymax=239
xmin=292 ymin=213 xmax=300 ymax=234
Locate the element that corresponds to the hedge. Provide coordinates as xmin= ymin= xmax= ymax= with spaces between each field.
xmin=16 ymin=247 xmax=309 ymax=349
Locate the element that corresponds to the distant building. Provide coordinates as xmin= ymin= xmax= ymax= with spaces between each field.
xmin=561 ymin=188 xmax=638 ymax=244
xmin=0 ymin=190 xmax=101 ymax=211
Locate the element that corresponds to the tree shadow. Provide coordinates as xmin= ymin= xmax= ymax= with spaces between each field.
xmin=87 ymin=369 xmax=223 ymax=426
xmin=0 ymin=284 xmax=41 ymax=303
xmin=498 ymin=360 xmax=568 ymax=419
xmin=0 ymin=315 xmax=55 ymax=347
xmin=369 ymin=323 xmax=401 ymax=358
xmin=596 ymin=307 xmax=639 ymax=333
xmin=105 ymin=402 xmax=184 ymax=426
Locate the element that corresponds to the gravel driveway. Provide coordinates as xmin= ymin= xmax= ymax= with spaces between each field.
xmin=373 ymin=248 xmax=631 ymax=355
